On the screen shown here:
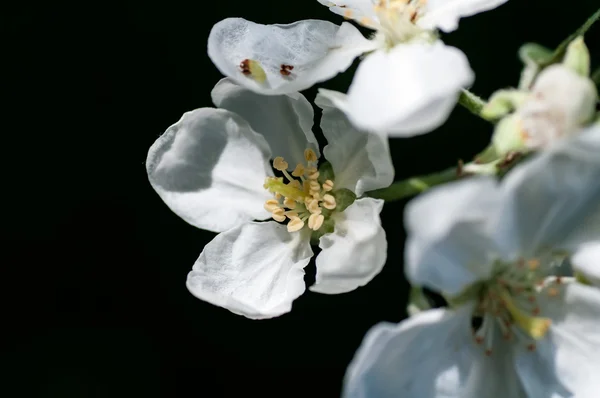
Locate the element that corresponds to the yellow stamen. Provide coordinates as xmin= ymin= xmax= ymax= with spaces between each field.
xmin=292 ymin=164 xmax=305 ymax=177
xmin=271 ymin=208 xmax=286 ymax=222
xmin=322 ymin=194 xmax=337 ymax=210
xmin=307 ymin=199 xmax=322 ymax=214
xmin=283 ymin=197 xmax=296 ymax=209
xmin=273 ymin=157 xmax=288 ymax=171
xmin=287 ymin=217 xmax=305 ymax=232
xmin=304 ymin=148 xmax=317 ymax=163
xmin=264 ymin=199 xmax=280 ymax=212
xmin=322 ymin=180 xmax=334 ymax=192
xmin=288 ymin=180 xmax=301 ymax=190
xmin=308 ymin=213 xmax=325 ymax=231
xmin=501 ymin=291 xmax=551 ymax=339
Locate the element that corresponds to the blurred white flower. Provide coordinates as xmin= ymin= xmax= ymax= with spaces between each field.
xmin=146 ymin=79 xmax=394 ymax=319
xmin=315 ymin=0 xmax=510 ymax=135
xmin=344 ymin=124 xmax=600 ymax=397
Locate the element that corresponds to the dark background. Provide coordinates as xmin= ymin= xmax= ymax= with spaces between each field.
xmin=3 ymin=1 xmax=599 ymax=396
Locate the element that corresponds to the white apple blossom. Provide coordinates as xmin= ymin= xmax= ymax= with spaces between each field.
xmin=344 ymin=124 xmax=600 ymax=397
xmin=314 ymin=0 xmax=511 ymax=135
xmin=146 ymin=79 xmax=394 ymax=319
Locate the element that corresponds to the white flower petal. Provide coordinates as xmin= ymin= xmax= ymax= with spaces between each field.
xmin=310 ymin=198 xmax=386 ymax=294
xmin=571 ymin=242 xmax=600 ymax=286
xmin=493 ymin=125 xmax=600 ymax=257
xmin=146 ymin=108 xmax=273 ymax=233
xmin=315 ymin=93 xmax=394 ymax=195
xmin=212 ymin=78 xmax=319 ymax=167
xmin=186 ymin=221 xmax=313 ymax=319
xmin=343 ymin=307 xmax=473 ymax=398
xmin=515 ymin=283 xmax=600 ymax=397
xmin=317 ymin=0 xmax=380 ymax=28
xmin=405 ymin=177 xmax=501 ymax=295
xmin=462 ymin=339 xmax=526 ymax=398
xmin=418 ymin=0 xmax=509 ymax=32
xmin=322 ymin=43 xmax=473 ymax=136
xmin=208 ymin=18 xmax=376 ymax=95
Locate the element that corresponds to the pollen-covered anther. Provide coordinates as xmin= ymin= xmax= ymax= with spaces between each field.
xmin=309 ymin=180 xmax=321 ymax=192
xmin=264 ymin=199 xmax=281 ymax=212
xmin=308 ymin=213 xmax=325 ymax=231
xmin=322 ymin=194 xmax=337 ymax=210
xmin=307 ymin=168 xmax=320 ymax=180
xmin=288 ymin=180 xmax=301 ymax=190
xmin=273 ymin=156 xmax=289 ymax=171
xmin=292 ymin=164 xmax=305 ymax=177
xmin=304 ymin=148 xmax=318 ymax=163
xmin=239 ymin=59 xmax=267 ymax=83
xmin=307 ymin=199 xmax=322 ymax=214
xmin=271 ymin=208 xmax=286 ymax=222
xmin=287 ymin=216 xmax=305 ymax=232
xmin=283 ymin=197 xmax=296 ymax=209
xmin=322 ymin=180 xmax=334 ymax=192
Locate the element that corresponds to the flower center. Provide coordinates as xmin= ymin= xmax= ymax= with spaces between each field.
xmin=373 ymin=0 xmax=428 ymax=45
xmin=453 ymin=255 xmax=566 ymax=356
xmin=263 ymin=148 xmax=337 ymax=233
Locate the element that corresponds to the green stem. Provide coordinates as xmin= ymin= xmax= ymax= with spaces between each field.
xmin=540 ymin=7 xmax=600 ymax=67
xmin=458 ymin=89 xmax=487 ymax=118
xmin=366 ymin=166 xmax=459 ymax=202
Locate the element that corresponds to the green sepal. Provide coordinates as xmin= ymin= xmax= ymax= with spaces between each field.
xmin=481 ymin=89 xmax=528 ymax=120
xmin=563 ymin=36 xmax=591 ymax=77
xmin=407 ymin=286 xmax=432 ymax=316
xmin=317 ymin=161 xmax=335 ymax=185
xmin=491 ymin=114 xmax=527 ymax=156
xmin=332 ymin=188 xmax=356 ymax=212
xmin=519 ymin=42 xmax=553 ymax=65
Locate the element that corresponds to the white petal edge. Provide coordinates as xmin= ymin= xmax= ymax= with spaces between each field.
xmin=320 ymin=43 xmax=473 ymax=136
xmin=208 ymin=18 xmax=377 ymax=95
xmin=418 ymin=0 xmax=509 ymax=33
xmin=186 ymin=221 xmax=313 ymax=319
xmin=310 ymin=198 xmax=386 ymax=294
xmin=343 ymin=307 xmax=474 ymax=398
xmin=571 ymin=242 xmax=600 ymax=287
xmin=146 ymin=108 xmax=273 ymax=233
xmin=405 ymin=177 xmax=502 ymax=295
xmin=316 ymin=92 xmax=394 ymax=195
xmin=212 ymin=78 xmax=320 ymax=168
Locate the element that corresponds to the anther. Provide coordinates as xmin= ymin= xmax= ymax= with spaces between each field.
xmin=292 ymin=164 xmax=305 ymax=177
xmin=309 ymin=180 xmax=320 ymax=192
xmin=307 ymin=170 xmax=320 ymax=180
xmin=322 ymin=194 xmax=337 ymax=210
xmin=264 ymin=199 xmax=280 ymax=212
xmin=273 ymin=157 xmax=289 ymax=171
xmin=287 ymin=217 xmax=305 ymax=232
xmin=304 ymin=148 xmax=317 ymax=163
xmin=308 ymin=213 xmax=325 ymax=231
xmin=283 ymin=197 xmax=297 ymax=209
xmin=239 ymin=59 xmax=267 ymax=83
xmin=271 ymin=208 xmax=286 ymax=222
xmin=322 ymin=180 xmax=334 ymax=192
xmin=307 ymin=199 xmax=322 ymax=214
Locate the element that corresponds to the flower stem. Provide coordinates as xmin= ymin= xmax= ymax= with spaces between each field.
xmin=458 ymin=89 xmax=487 ymax=119
xmin=366 ymin=166 xmax=459 ymax=202
xmin=540 ymin=7 xmax=600 ymax=67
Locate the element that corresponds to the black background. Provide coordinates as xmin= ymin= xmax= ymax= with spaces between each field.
xmin=3 ymin=1 xmax=599 ymax=396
